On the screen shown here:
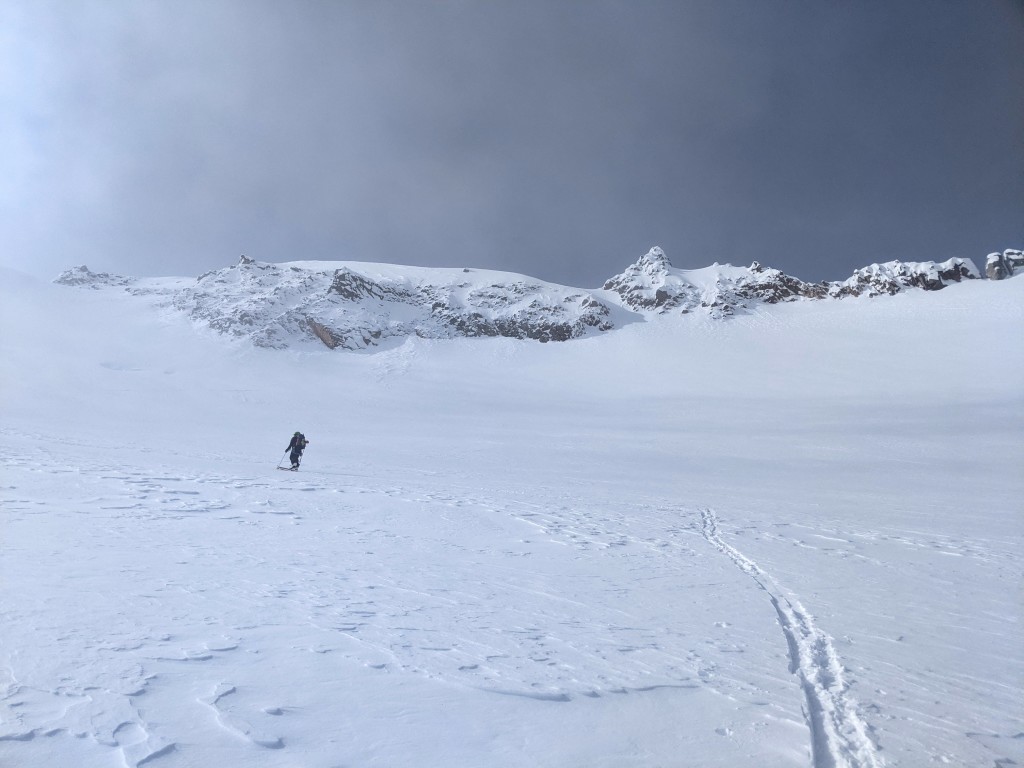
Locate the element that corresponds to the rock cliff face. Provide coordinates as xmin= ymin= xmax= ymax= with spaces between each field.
xmin=55 ymin=246 xmax=995 ymax=350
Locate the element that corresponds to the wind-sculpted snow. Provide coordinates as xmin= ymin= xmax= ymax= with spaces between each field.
xmin=54 ymin=245 xmax=994 ymax=349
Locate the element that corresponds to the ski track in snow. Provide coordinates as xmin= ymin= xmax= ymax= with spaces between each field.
xmin=699 ymin=508 xmax=882 ymax=768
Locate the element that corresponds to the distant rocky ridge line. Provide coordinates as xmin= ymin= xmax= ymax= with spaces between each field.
xmin=55 ymin=247 xmax=1010 ymax=350
xmin=601 ymin=248 xmax=982 ymax=317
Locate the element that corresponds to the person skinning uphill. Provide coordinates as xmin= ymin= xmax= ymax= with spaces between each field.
xmin=286 ymin=431 xmax=309 ymax=470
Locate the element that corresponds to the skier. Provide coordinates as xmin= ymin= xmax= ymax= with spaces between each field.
xmin=286 ymin=431 xmax=309 ymax=470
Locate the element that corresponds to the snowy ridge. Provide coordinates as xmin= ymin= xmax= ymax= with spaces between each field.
xmin=601 ymin=247 xmax=829 ymax=317
xmin=76 ymin=258 xmax=615 ymax=350
xmin=827 ymin=258 xmax=980 ymax=298
xmin=700 ymin=509 xmax=883 ymax=768
xmin=601 ymin=247 xmax=981 ymax=317
xmin=53 ymin=245 xmax=998 ymax=350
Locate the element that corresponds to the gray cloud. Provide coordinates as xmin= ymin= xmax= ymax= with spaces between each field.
xmin=2 ymin=0 xmax=1021 ymax=286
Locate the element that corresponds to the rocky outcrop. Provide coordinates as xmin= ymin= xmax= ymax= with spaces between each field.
xmin=55 ymin=265 xmax=134 ymax=289
xmin=602 ymin=248 xmax=827 ymax=317
xmin=329 ymin=268 xmax=417 ymax=303
xmin=827 ymin=259 xmax=980 ymax=298
xmin=426 ymin=286 xmax=612 ymax=343
xmin=744 ymin=261 xmax=830 ymax=303
xmin=602 ymin=249 xmax=982 ymax=316
xmin=985 ymin=249 xmax=1024 ymax=280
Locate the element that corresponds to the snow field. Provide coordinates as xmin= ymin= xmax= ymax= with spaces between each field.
xmin=1 ymin=270 xmax=1021 ymax=767
xmin=1 ymin=442 xmax=811 ymax=767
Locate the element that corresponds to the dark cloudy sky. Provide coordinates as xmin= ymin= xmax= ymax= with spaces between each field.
xmin=2 ymin=0 xmax=1022 ymax=287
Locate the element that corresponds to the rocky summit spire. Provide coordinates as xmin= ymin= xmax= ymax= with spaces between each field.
xmin=636 ymin=246 xmax=671 ymax=271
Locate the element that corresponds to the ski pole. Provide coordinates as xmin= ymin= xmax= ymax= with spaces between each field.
xmin=277 ymin=449 xmax=289 ymax=468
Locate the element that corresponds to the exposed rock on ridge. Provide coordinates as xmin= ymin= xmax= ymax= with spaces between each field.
xmin=602 ymin=248 xmax=981 ymax=317
xmin=985 ymin=249 xmax=1024 ymax=280
xmin=56 ymin=256 xmax=616 ymax=350
xmin=52 ymin=265 xmax=134 ymax=290
xmin=601 ymin=248 xmax=829 ymax=317
xmin=827 ymin=259 xmax=980 ymax=298
xmin=55 ymin=246 xmax=996 ymax=351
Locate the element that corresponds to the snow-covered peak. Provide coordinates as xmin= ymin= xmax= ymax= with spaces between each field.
xmin=635 ymin=246 xmax=672 ymax=271
xmin=602 ymin=253 xmax=825 ymax=317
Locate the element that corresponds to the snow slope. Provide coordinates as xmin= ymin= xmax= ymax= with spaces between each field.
xmin=1 ymin=264 xmax=1021 ymax=768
